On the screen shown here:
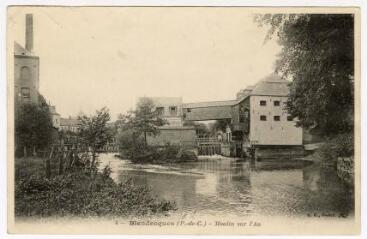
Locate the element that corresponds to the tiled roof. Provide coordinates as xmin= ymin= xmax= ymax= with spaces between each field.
xmin=250 ymin=74 xmax=290 ymax=96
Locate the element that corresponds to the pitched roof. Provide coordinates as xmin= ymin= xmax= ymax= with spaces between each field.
xmin=14 ymin=42 xmax=32 ymax=56
xmin=183 ymin=100 xmax=237 ymax=108
xmin=233 ymin=74 xmax=290 ymax=105
xmin=60 ymin=118 xmax=81 ymax=126
xmin=250 ymin=74 xmax=290 ymax=96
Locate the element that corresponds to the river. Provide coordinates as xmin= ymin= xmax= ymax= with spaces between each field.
xmin=99 ymin=153 xmax=354 ymax=219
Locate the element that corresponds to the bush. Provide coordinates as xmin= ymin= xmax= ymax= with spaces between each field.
xmin=319 ymin=132 xmax=354 ymax=162
xmin=116 ymin=129 xmax=146 ymax=159
xmin=129 ymin=144 xmax=198 ymax=164
xmin=333 ymin=133 xmax=354 ymax=157
xmin=15 ymin=171 xmax=176 ymax=217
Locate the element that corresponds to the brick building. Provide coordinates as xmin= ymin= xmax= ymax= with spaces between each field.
xmin=14 ymin=14 xmax=39 ymax=110
xmin=14 ymin=14 xmax=61 ymax=150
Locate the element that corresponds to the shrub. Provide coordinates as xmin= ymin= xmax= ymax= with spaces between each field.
xmin=319 ymin=132 xmax=354 ymax=162
xmin=116 ymin=129 xmax=146 ymax=159
xmin=15 ymin=171 xmax=176 ymax=217
xmin=333 ymin=133 xmax=354 ymax=158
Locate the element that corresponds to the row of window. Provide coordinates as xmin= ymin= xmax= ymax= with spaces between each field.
xmin=260 ymin=115 xmax=292 ymax=121
xmin=260 ymin=100 xmax=284 ymax=106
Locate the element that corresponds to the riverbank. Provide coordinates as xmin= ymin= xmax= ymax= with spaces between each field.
xmin=14 ymin=157 xmax=176 ymax=217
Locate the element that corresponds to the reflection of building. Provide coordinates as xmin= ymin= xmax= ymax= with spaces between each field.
xmin=14 ymin=14 xmax=39 ymax=109
xmin=60 ymin=117 xmax=81 ymax=133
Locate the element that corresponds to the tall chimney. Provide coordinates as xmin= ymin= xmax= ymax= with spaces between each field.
xmin=25 ymin=14 xmax=33 ymax=52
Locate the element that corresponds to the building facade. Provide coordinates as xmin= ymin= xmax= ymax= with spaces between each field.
xmin=60 ymin=117 xmax=81 ymax=133
xmin=149 ymin=97 xmax=184 ymax=126
xmin=49 ymin=105 xmax=61 ymax=129
xmin=143 ymin=97 xmax=196 ymax=148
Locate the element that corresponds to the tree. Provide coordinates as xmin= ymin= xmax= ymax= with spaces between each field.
xmin=194 ymin=123 xmax=210 ymax=138
xmin=116 ymin=128 xmax=145 ymax=159
xmin=15 ymin=103 xmax=53 ymax=157
xmin=119 ymin=97 xmax=166 ymax=146
xmin=256 ymin=14 xmax=354 ymax=136
xmin=209 ymin=119 xmax=231 ymax=136
xmin=78 ymin=107 xmax=112 ymax=170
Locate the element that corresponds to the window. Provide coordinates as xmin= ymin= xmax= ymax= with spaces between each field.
xmin=156 ymin=107 xmax=164 ymax=115
xmin=21 ymin=87 xmax=30 ymax=99
xmin=287 ymin=115 xmax=293 ymax=121
xmin=20 ymin=66 xmax=31 ymax=82
xmin=169 ymin=106 xmax=177 ymax=116
xmin=187 ymin=108 xmax=191 ymax=113
xmin=260 ymin=115 xmax=267 ymax=121
xmin=274 ymin=115 xmax=281 ymax=121
xmin=274 ymin=101 xmax=280 ymax=106
xmin=260 ymin=100 xmax=266 ymax=106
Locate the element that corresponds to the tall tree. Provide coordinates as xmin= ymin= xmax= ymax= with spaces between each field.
xmin=256 ymin=14 xmax=354 ymax=136
xmin=119 ymin=97 xmax=166 ymax=146
xmin=15 ymin=103 xmax=53 ymax=157
xmin=78 ymin=107 xmax=112 ymax=169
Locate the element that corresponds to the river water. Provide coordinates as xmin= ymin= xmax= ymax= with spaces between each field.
xmin=99 ymin=153 xmax=354 ymax=219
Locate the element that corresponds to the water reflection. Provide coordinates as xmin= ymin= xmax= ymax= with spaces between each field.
xmin=99 ymin=154 xmax=354 ymax=218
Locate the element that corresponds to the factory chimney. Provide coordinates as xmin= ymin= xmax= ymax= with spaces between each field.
xmin=25 ymin=14 xmax=33 ymax=52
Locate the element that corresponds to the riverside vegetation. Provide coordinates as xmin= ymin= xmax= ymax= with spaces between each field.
xmin=115 ymin=97 xmax=198 ymax=164
xmin=15 ymin=106 xmax=176 ymax=218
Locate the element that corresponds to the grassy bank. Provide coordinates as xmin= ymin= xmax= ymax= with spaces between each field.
xmin=15 ymin=157 xmax=176 ymax=217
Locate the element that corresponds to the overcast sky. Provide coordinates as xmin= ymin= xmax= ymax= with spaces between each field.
xmin=9 ymin=7 xmax=281 ymax=120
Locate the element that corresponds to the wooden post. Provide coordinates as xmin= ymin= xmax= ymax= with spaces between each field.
xmin=45 ymin=146 xmax=54 ymax=178
xmin=45 ymin=157 xmax=51 ymax=179
xmin=58 ymin=149 xmax=64 ymax=175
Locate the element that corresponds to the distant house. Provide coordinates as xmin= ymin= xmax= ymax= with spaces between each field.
xmin=142 ymin=97 xmax=196 ymax=148
xmin=149 ymin=97 xmax=184 ymax=126
xmin=48 ymin=105 xmax=61 ymax=129
xmin=60 ymin=117 xmax=81 ymax=133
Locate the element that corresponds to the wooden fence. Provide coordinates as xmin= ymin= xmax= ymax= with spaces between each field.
xmin=38 ymin=145 xmax=91 ymax=178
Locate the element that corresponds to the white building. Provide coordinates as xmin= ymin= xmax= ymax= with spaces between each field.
xmin=238 ymin=74 xmax=303 ymax=147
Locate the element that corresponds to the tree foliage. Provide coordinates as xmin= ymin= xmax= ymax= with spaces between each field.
xmin=78 ymin=107 xmax=112 ymax=168
xmin=118 ymin=97 xmax=166 ymax=145
xmin=116 ymin=128 xmax=145 ymax=159
xmin=208 ymin=119 xmax=231 ymax=136
xmin=15 ymin=103 xmax=53 ymax=156
xmin=256 ymin=14 xmax=354 ymax=136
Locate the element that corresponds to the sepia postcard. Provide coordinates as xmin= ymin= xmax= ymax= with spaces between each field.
xmin=6 ymin=5 xmax=362 ymax=236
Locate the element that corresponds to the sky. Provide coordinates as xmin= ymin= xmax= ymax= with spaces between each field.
xmin=9 ymin=7 xmax=281 ymax=120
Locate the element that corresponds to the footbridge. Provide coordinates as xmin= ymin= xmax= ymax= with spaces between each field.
xmin=182 ymin=100 xmax=237 ymax=121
